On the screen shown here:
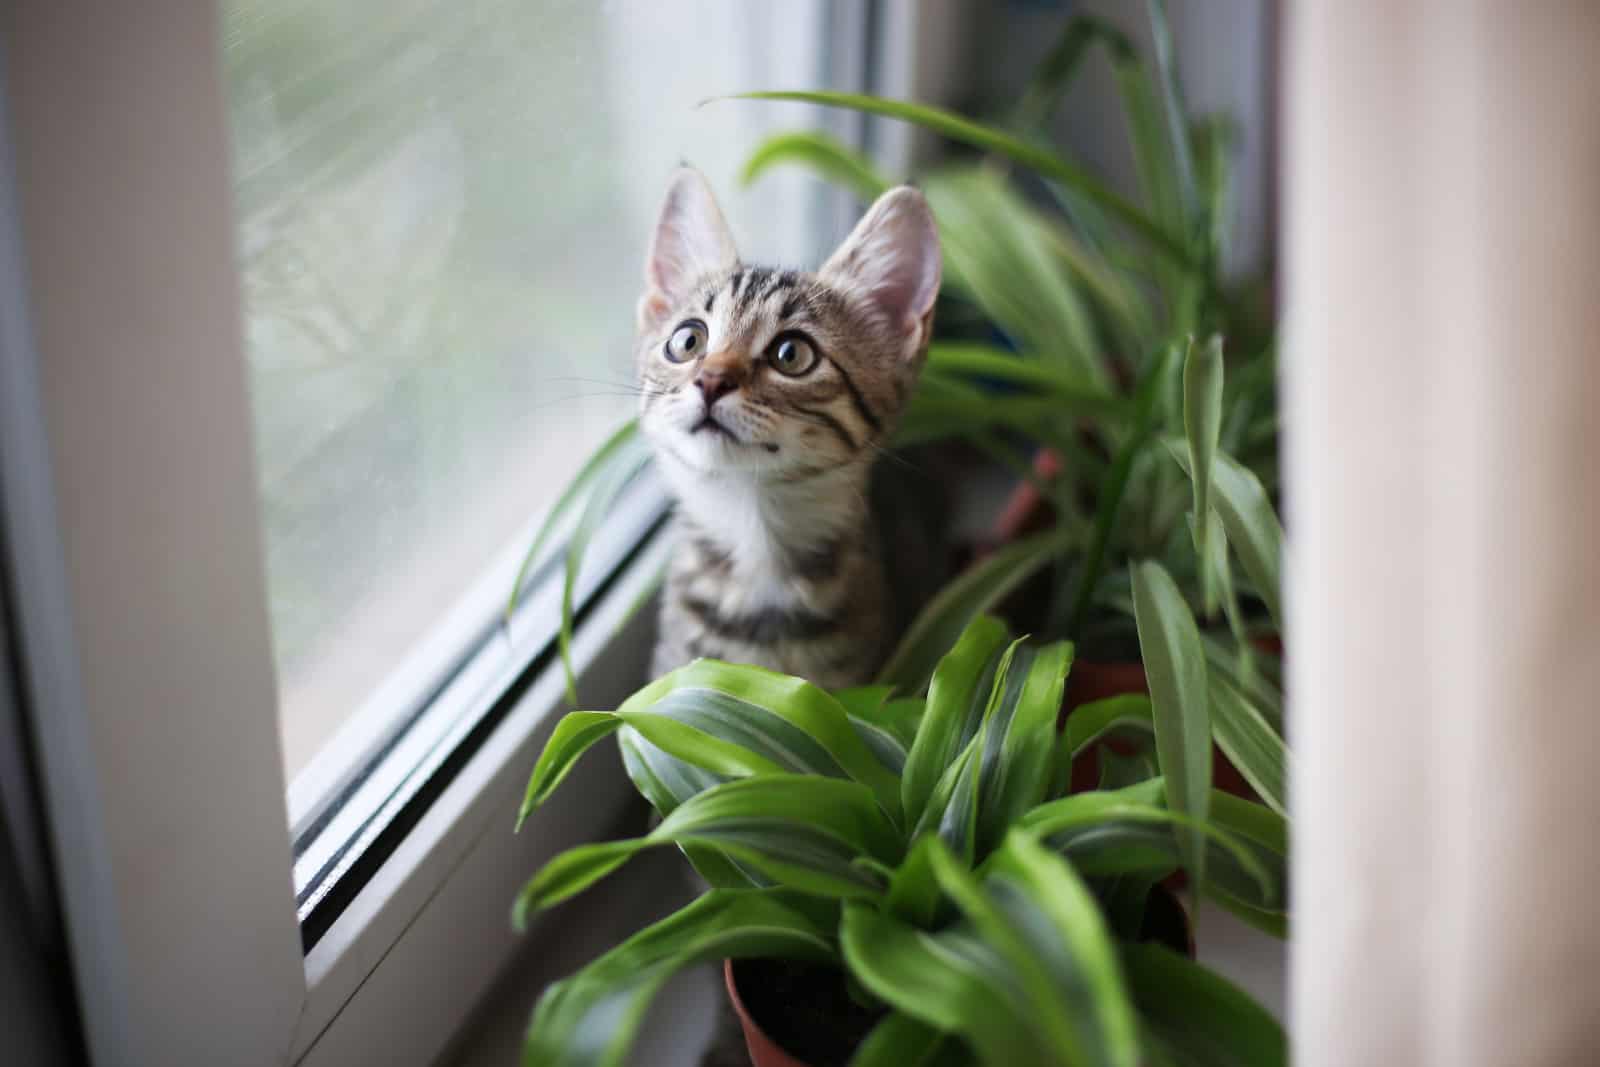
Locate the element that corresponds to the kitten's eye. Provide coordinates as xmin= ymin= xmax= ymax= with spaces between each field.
xmin=665 ymin=321 xmax=708 ymax=363
xmin=769 ymin=335 xmax=818 ymax=377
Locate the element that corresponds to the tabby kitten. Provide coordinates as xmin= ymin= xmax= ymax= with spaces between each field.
xmin=637 ymin=167 xmax=941 ymax=689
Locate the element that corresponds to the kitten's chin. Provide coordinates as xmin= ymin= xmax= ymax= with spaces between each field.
xmin=652 ymin=429 xmax=821 ymax=485
xmin=653 ymin=426 xmax=764 ymax=473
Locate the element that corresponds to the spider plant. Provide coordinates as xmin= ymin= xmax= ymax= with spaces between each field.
xmin=509 ymin=5 xmax=1281 ymax=736
xmin=514 ymin=613 xmax=1287 ymax=1066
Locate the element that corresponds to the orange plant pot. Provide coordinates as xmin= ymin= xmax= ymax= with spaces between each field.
xmin=723 ymin=960 xmax=814 ymax=1067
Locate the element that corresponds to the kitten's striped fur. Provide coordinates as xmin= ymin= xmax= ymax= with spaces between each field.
xmin=637 ymin=168 xmax=941 ymax=690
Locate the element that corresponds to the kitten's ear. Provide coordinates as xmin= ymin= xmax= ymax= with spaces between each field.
xmin=638 ymin=167 xmax=739 ymax=333
xmin=820 ymin=186 xmax=942 ymax=360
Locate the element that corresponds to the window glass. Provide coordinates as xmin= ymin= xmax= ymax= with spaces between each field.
xmin=221 ymin=0 xmax=846 ymax=783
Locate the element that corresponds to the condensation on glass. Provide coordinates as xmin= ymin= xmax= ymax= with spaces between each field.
xmin=221 ymin=0 xmax=846 ymax=782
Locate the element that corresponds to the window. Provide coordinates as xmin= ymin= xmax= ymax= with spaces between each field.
xmin=2 ymin=3 xmax=870 ymax=1064
xmin=223 ymin=0 xmax=853 ymax=786
xmin=224 ymin=0 xmax=866 ymax=956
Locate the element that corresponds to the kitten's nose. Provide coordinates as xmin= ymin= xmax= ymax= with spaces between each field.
xmin=694 ymin=369 xmax=739 ymax=407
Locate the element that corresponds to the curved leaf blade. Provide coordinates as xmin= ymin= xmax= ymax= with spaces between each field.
xmin=926 ymin=342 xmax=1128 ymax=407
xmin=1054 ymin=693 xmax=1156 ymax=797
xmin=1120 ymin=942 xmax=1287 ymax=1067
xmin=901 ymin=616 xmax=1010 ymax=831
xmin=1012 ymin=13 xmax=1137 ymax=131
xmin=1208 ymin=674 xmax=1288 ymax=816
xmin=523 ymin=889 xmax=836 ymax=1067
xmin=1064 ymin=693 xmax=1158 ymax=754
xmin=1183 ymin=335 xmax=1225 ymax=614
xmin=722 ymin=90 xmax=1192 ymax=266
xmin=1131 ymin=561 xmax=1211 ymax=886
xmin=741 ymin=129 xmax=890 ymax=202
xmin=516 ymin=775 xmax=899 ymax=918
xmin=848 ymin=1011 xmax=953 ymax=1067
xmin=923 ymin=168 xmax=1104 ymax=386
xmin=842 ymin=905 xmax=1041 ymax=1066
xmin=878 ymin=529 xmax=1074 ymax=694
xmin=1165 ymin=439 xmax=1283 ymax=629
xmin=1024 ymin=797 xmax=1276 ymax=908
xmin=980 ymin=832 xmax=1142 ymax=1067
xmin=976 ymin=639 xmax=1075 ymax=854
xmin=506 ymin=418 xmax=640 ymax=621
xmin=518 ymin=712 xmax=622 ymax=830
xmin=558 ymin=438 xmax=653 ymax=702
xmin=619 ymin=660 xmax=903 ymax=822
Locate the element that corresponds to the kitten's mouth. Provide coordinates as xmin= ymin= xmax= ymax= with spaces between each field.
xmin=689 ymin=416 xmax=738 ymax=441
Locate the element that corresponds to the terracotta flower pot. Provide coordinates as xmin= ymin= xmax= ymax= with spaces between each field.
xmin=724 ymin=959 xmax=811 ymax=1067
xmin=722 ymin=959 xmax=882 ymax=1067
xmin=723 ymin=886 xmax=1195 ymax=1067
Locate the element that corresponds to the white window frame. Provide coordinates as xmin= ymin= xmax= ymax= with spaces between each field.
xmin=0 ymin=3 xmax=880 ymax=1065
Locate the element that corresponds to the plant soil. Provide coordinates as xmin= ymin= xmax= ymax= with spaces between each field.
xmin=731 ymin=958 xmax=884 ymax=1067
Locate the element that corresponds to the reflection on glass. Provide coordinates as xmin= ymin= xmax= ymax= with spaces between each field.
xmin=221 ymin=0 xmax=842 ymax=778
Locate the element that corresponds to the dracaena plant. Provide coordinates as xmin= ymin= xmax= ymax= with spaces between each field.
xmin=514 ymin=614 xmax=1288 ymax=1067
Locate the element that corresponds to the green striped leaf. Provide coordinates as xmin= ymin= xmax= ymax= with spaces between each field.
xmin=843 ymin=906 xmax=1043 ymax=1066
xmin=1165 ymin=439 xmax=1283 ymax=629
xmin=975 ymin=639 xmax=1075 ymax=855
xmin=1064 ymin=343 xmax=1177 ymax=636
xmin=1200 ymin=633 xmax=1282 ymax=730
xmin=616 ymin=660 xmax=903 ymax=823
xmin=1022 ymin=787 xmax=1276 ymax=908
xmin=523 ymin=889 xmax=836 ymax=1067
xmin=1146 ymin=0 xmax=1199 ymax=229
xmin=834 ymin=685 xmax=894 ymax=718
xmin=1022 ymin=784 xmax=1286 ymax=937
xmin=923 ymin=168 xmax=1106 ymax=388
xmin=1183 ymin=335 xmax=1225 ymax=614
xmin=1012 ymin=14 xmax=1137 ymax=132
xmin=843 ymin=835 xmax=1139 ymax=1067
xmin=901 ymin=618 xmax=1010 ymax=833
xmin=1051 ymin=692 xmax=1157 ymax=799
xmin=925 ymin=342 xmax=1127 ymax=410
xmin=558 ymin=439 xmax=654 ymax=702
xmin=1061 ymin=693 xmax=1157 ymax=760
xmin=1121 ymin=942 xmax=1287 ymax=1067
xmin=1204 ymin=790 xmax=1290 ymax=939
xmin=615 ymin=728 xmax=728 ymax=817
xmin=505 ymin=418 xmax=641 ymax=622
xmin=898 ymin=389 xmax=1128 ymax=446
xmin=913 ymin=725 xmax=985 ymax=864
xmin=1208 ymin=674 xmax=1288 ymax=816
xmin=517 ymin=712 xmax=623 ymax=830
xmin=741 ymin=129 xmax=890 ymax=203
xmin=979 ymin=833 xmax=1142 ymax=1067
xmin=615 ymin=730 xmax=753 ymax=889
xmin=515 ymin=775 xmax=900 ymax=923
xmin=878 ymin=530 xmax=1074 ymax=694
xmin=1131 ymin=562 xmax=1211 ymax=888
xmin=850 ymin=716 xmax=910 ymax=776
xmin=848 ymin=1012 xmax=954 ymax=1067
xmin=723 ymin=91 xmax=1192 ymax=266
xmin=883 ymin=833 xmax=943 ymax=929
xmin=876 ymin=697 xmax=927 ymax=748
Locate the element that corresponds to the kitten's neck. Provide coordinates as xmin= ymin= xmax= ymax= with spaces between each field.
xmin=661 ymin=456 xmax=874 ymax=580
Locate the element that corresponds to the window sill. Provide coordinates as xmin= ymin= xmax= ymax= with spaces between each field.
xmin=289 ymin=509 xmax=672 ymax=1065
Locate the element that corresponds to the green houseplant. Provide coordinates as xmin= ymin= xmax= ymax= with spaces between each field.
xmin=514 ymin=613 xmax=1287 ymax=1067
xmin=511 ymin=9 xmax=1291 ymax=1061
